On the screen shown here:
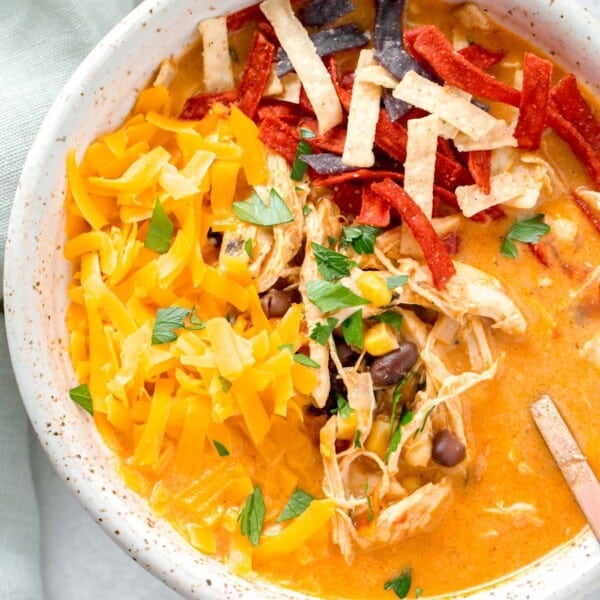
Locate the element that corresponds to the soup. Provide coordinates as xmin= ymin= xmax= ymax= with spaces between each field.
xmin=63 ymin=0 xmax=600 ymax=597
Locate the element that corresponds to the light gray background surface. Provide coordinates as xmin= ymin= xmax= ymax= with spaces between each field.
xmin=3 ymin=1 xmax=600 ymax=599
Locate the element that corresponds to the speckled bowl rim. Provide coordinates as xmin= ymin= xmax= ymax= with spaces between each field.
xmin=4 ymin=0 xmax=600 ymax=598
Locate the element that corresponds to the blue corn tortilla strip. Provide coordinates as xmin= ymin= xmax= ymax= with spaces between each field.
xmin=374 ymin=0 xmax=431 ymax=81
xmin=299 ymin=0 xmax=355 ymax=28
xmin=383 ymin=90 xmax=412 ymax=122
xmin=276 ymin=24 xmax=370 ymax=77
xmin=301 ymin=153 xmax=357 ymax=175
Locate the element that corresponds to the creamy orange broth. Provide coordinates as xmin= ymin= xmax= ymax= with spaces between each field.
xmin=65 ymin=0 xmax=600 ymax=598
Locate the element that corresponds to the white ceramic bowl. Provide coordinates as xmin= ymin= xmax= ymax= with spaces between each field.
xmin=4 ymin=0 xmax=600 ymax=598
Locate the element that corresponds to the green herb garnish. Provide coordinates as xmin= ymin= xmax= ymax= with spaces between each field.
xmin=145 ymin=200 xmax=174 ymax=254
xmin=341 ymin=309 xmax=364 ymax=350
xmin=415 ymin=588 xmax=423 ymax=598
xmin=354 ymin=429 xmax=362 ymax=448
xmin=386 ymin=275 xmax=408 ymax=290
xmin=501 ymin=214 xmax=550 ymax=258
xmin=239 ymin=486 xmax=266 ymax=546
xmin=69 ymin=383 xmax=93 ymax=415
xmin=290 ymin=129 xmax=315 ymax=181
xmin=151 ymin=306 xmax=204 ymax=345
xmin=232 ymin=188 xmax=293 ymax=227
xmin=384 ymin=567 xmax=412 ymax=598
xmin=219 ymin=375 xmax=232 ymax=393
xmin=413 ymin=405 xmax=437 ymax=439
xmin=312 ymin=243 xmax=357 ymax=282
xmin=293 ymin=353 xmax=320 ymax=368
xmin=306 ymin=280 xmax=369 ymax=313
xmin=331 ymin=394 xmax=354 ymax=419
xmin=213 ymin=440 xmax=230 ymax=456
xmin=244 ymin=238 xmax=254 ymax=259
xmin=364 ymin=481 xmax=374 ymax=522
xmin=309 ymin=317 xmax=338 ymax=346
xmin=373 ymin=311 xmax=403 ymax=331
xmin=341 ymin=224 xmax=382 ymax=254
xmin=276 ymin=488 xmax=314 ymax=522
xmin=302 ymin=204 xmax=313 ymax=216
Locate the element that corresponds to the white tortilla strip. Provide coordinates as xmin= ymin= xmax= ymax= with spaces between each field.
xmin=453 ymin=121 xmax=517 ymax=152
xmin=272 ymin=72 xmax=301 ymax=104
xmin=342 ymin=49 xmax=382 ymax=168
xmin=261 ymin=0 xmax=343 ymax=134
xmin=355 ymin=64 xmax=398 ymax=89
xmin=263 ymin=65 xmax=284 ymax=96
xmin=393 ymin=71 xmax=508 ymax=142
xmin=198 ymin=17 xmax=234 ymax=92
xmin=153 ymin=58 xmax=177 ymax=88
xmin=404 ymin=114 xmax=440 ymax=219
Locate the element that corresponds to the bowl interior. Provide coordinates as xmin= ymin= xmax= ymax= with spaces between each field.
xmin=4 ymin=0 xmax=600 ymax=598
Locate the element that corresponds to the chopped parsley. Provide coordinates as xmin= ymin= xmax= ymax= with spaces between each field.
xmin=384 ymin=567 xmax=412 ymax=599
xmin=212 ymin=440 xmax=230 ymax=456
xmin=302 ymin=204 xmax=313 ymax=216
xmin=312 ymin=243 xmax=357 ymax=282
xmin=341 ymin=224 xmax=382 ymax=254
xmin=232 ymin=188 xmax=293 ymax=227
xmin=354 ymin=429 xmax=362 ymax=448
xmin=341 ymin=309 xmax=364 ymax=350
xmin=276 ymin=488 xmax=314 ymax=522
xmin=306 ymin=280 xmax=369 ymax=313
xmin=386 ymin=275 xmax=409 ymax=290
xmin=69 ymin=383 xmax=93 ymax=415
xmin=309 ymin=317 xmax=338 ymax=345
xmin=501 ymin=214 xmax=550 ymax=258
xmin=293 ymin=353 xmax=320 ymax=368
xmin=144 ymin=200 xmax=174 ymax=254
xmin=151 ymin=306 xmax=205 ymax=345
xmin=239 ymin=486 xmax=266 ymax=546
xmin=331 ymin=394 xmax=354 ymax=419
xmin=372 ymin=311 xmax=403 ymax=331
xmin=244 ymin=238 xmax=254 ymax=259
xmin=290 ymin=129 xmax=315 ymax=181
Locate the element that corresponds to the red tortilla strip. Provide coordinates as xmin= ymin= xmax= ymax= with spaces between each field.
xmin=331 ymin=181 xmax=363 ymax=214
xmin=257 ymin=101 xmax=306 ymax=125
xmin=547 ymin=107 xmax=600 ymax=187
xmin=308 ymin=124 xmax=347 ymax=154
xmin=325 ymin=55 xmax=352 ymax=111
xmin=467 ymin=150 xmax=492 ymax=194
xmin=298 ymin=86 xmax=316 ymax=116
xmin=514 ymin=53 xmax=553 ymax=150
xmin=312 ymin=169 xmax=405 ymax=188
xmin=358 ymin=185 xmax=391 ymax=227
xmin=371 ymin=178 xmax=456 ymax=289
xmin=226 ymin=4 xmax=262 ymax=31
xmin=550 ymin=74 xmax=600 ymax=153
xmin=442 ymin=231 xmax=460 ymax=256
xmin=572 ymin=192 xmax=600 ymax=236
xmin=180 ymin=90 xmax=237 ymax=120
xmin=529 ymin=242 xmax=551 ymax=267
xmin=408 ymin=25 xmax=521 ymax=106
xmin=258 ymin=115 xmax=299 ymax=164
xmin=458 ymin=44 xmax=505 ymax=71
xmin=237 ymin=31 xmax=276 ymax=119
xmin=470 ymin=204 xmax=506 ymax=223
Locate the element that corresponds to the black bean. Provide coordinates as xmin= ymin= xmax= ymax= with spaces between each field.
xmin=431 ymin=429 xmax=466 ymax=467
xmin=335 ymin=338 xmax=356 ymax=367
xmin=369 ymin=342 xmax=418 ymax=387
xmin=260 ymin=289 xmax=292 ymax=318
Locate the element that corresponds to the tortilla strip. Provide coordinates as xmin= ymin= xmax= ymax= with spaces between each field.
xmin=198 ymin=17 xmax=234 ymax=93
xmin=261 ymin=0 xmax=343 ymax=134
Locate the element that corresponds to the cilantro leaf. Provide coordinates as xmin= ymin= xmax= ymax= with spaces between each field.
xmin=213 ymin=440 xmax=230 ymax=456
xmin=291 ymin=137 xmax=313 ymax=181
xmin=244 ymin=238 xmax=254 ymax=259
xmin=293 ymin=353 xmax=320 ymax=368
xmin=309 ymin=317 xmax=338 ymax=345
xmin=386 ymin=275 xmax=408 ymax=290
xmin=151 ymin=306 xmax=190 ymax=345
xmin=341 ymin=309 xmax=363 ymax=350
xmin=239 ymin=486 xmax=266 ymax=546
xmin=501 ymin=214 xmax=550 ymax=258
xmin=384 ymin=567 xmax=412 ymax=599
xmin=306 ymin=280 xmax=369 ymax=313
xmin=278 ymin=343 xmax=294 ymax=353
xmin=302 ymin=204 xmax=313 ymax=216
xmin=331 ymin=394 xmax=354 ymax=419
xmin=69 ymin=383 xmax=93 ymax=415
xmin=413 ymin=405 xmax=437 ymax=439
xmin=276 ymin=488 xmax=314 ymax=522
xmin=300 ymin=127 xmax=316 ymax=139
xmin=373 ymin=311 xmax=403 ymax=331
xmin=354 ymin=429 xmax=362 ymax=448
xmin=364 ymin=481 xmax=374 ymax=522
xmin=341 ymin=225 xmax=382 ymax=254
xmin=415 ymin=588 xmax=423 ymax=598
xmin=233 ymin=188 xmax=294 ymax=227
xmin=312 ymin=243 xmax=357 ymax=282
xmin=145 ymin=200 xmax=174 ymax=254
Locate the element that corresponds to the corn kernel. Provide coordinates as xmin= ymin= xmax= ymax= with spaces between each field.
xmin=336 ymin=411 xmax=359 ymax=440
xmin=364 ymin=417 xmax=390 ymax=460
xmin=402 ymin=476 xmax=422 ymax=493
xmin=364 ymin=322 xmax=399 ymax=356
xmin=357 ymin=272 xmax=392 ymax=307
